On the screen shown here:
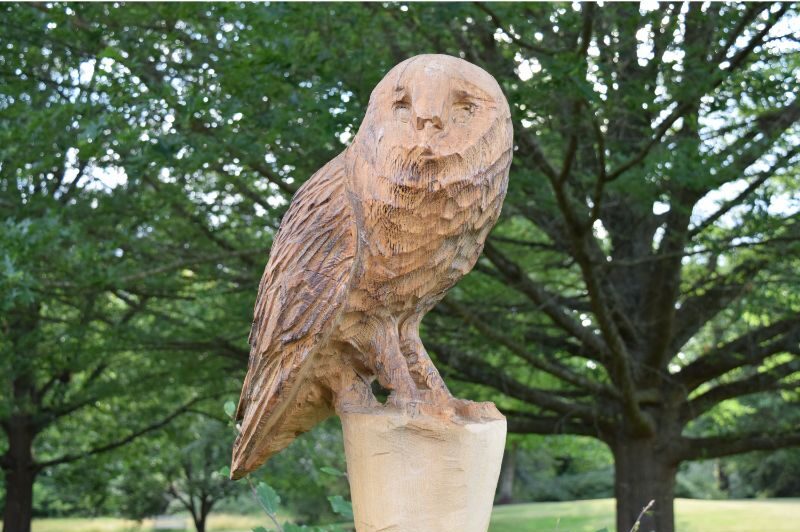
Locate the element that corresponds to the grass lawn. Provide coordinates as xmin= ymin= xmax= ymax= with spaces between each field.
xmin=489 ymin=498 xmax=800 ymax=532
xmin=24 ymin=513 xmax=282 ymax=532
xmin=15 ymin=498 xmax=800 ymax=531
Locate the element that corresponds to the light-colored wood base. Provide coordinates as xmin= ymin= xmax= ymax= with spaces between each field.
xmin=340 ymin=405 xmax=507 ymax=532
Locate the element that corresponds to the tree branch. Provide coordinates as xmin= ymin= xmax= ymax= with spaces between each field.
xmin=604 ymin=3 xmax=789 ymax=185
xmin=682 ymin=358 xmax=800 ymax=421
xmin=441 ymin=298 xmax=618 ymax=397
xmin=523 ymin=327 xmax=597 ymax=359
xmin=688 ymin=145 xmax=800 ymax=238
xmin=670 ymin=257 xmax=769 ymax=355
xmin=35 ymin=396 xmax=209 ymax=470
xmin=168 ymin=484 xmax=196 ymax=519
xmin=517 ymin=130 xmax=560 ymax=181
xmin=605 ymin=101 xmax=693 ymax=183
xmin=513 ymin=154 xmax=652 ymax=433
xmin=482 ymin=241 xmax=611 ymax=360
xmin=721 ymin=3 xmax=789 ymax=73
xmin=681 ymin=427 xmax=800 ymax=460
xmin=678 ymin=318 xmax=800 ymax=390
xmin=473 ymin=2 xmax=559 ymax=56
xmin=505 ymin=410 xmax=603 ymax=438
xmin=430 ymin=342 xmax=609 ymax=422
xmin=709 ymin=4 xmax=771 ymax=65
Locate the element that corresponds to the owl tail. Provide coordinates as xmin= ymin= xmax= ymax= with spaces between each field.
xmin=230 ymin=383 xmax=333 ymax=480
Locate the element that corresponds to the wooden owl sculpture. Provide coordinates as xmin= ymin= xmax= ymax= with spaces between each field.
xmin=231 ymin=54 xmax=513 ymax=479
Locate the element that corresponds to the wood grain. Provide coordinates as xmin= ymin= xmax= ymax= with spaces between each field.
xmin=232 ymin=54 xmax=513 ymax=479
xmin=341 ymin=407 xmax=506 ymax=532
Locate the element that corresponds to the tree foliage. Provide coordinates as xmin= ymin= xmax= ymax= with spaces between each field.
xmin=165 ymin=420 xmax=243 ymax=532
xmin=1 ymin=3 xmax=799 ymax=532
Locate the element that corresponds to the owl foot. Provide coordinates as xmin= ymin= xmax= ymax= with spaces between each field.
xmin=415 ymin=387 xmax=452 ymax=406
xmin=336 ymin=393 xmax=382 ymax=414
xmin=333 ymin=371 xmax=382 ymax=414
xmin=449 ymin=398 xmax=504 ymax=423
xmin=386 ymin=388 xmax=424 ymax=416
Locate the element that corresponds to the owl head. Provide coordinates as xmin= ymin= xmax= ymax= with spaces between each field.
xmin=347 ymin=54 xmax=513 ymax=189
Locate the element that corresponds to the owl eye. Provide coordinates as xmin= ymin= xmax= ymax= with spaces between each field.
xmin=393 ymin=101 xmax=411 ymax=123
xmin=452 ymin=102 xmax=476 ymax=125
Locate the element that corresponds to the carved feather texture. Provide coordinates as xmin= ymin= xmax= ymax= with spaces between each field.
xmin=232 ymin=155 xmax=356 ymax=478
xmin=232 ymin=54 xmax=513 ymax=479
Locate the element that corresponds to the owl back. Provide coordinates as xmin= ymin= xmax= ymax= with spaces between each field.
xmin=231 ymin=154 xmax=358 ymax=478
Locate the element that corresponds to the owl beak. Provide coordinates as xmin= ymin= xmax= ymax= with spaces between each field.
xmin=413 ymin=86 xmax=445 ymax=130
xmin=419 ymin=120 xmax=439 ymax=142
xmin=414 ymin=96 xmax=445 ymax=131
xmin=411 ymin=90 xmax=446 ymax=159
xmin=415 ymin=114 xmax=444 ymax=132
xmin=414 ymin=120 xmax=443 ymax=160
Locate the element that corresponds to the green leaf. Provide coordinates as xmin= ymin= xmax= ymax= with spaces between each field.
xmin=256 ymin=481 xmax=281 ymax=515
xmin=327 ymin=495 xmax=353 ymax=519
xmin=98 ymin=45 xmax=124 ymax=62
xmin=224 ymin=400 xmax=236 ymax=418
xmin=285 ymin=524 xmax=334 ymax=532
xmin=218 ymin=465 xmax=231 ymax=478
xmin=319 ymin=466 xmax=345 ymax=477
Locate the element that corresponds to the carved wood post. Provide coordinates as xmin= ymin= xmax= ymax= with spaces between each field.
xmin=341 ymin=406 xmax=506 ymax=532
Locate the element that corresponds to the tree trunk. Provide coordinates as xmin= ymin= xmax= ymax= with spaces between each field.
xmin=192 ymin=514 xmax=206 ymax=532
xmin=496 ymin=442 xmax=517 ymax=504
xmin=2 ymin=416 xmax=38 ymax=532
xmin=613 ymin=437 xmax=677 ymax=532
xmin=193 ymin=497 xmax=212 ymax=532
xmin=715 ymin=460 xmax=729 ymax=492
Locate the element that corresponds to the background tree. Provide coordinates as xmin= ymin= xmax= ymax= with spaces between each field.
xmin=2 ymin=3 xmax=799 ymax=532
xmin=495 ymin=435 xmax=614 ymax=504
xmin=0 ymin=166 xmax=222 ymax=532
xmin=257 ymin=419 xmax=350 ymax=525
xmin=416 ymin=4 xmax=800 ymax=531
xmin=0 ymin=5 xmax=241 ymax=530
xmin=27 ymin=434 xmax=173 ymax=520
xmin=165 ymin=420 xmax=243 ymax=532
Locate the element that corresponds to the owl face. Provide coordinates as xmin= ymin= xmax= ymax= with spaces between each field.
xmin=349 ymin=54 xmax=512 ymax=188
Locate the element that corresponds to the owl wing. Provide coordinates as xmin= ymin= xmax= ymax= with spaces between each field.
xmin=231 ymin=154 xmax=357 ymax=478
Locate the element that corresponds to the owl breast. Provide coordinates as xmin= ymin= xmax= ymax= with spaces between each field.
xmin=346 ymin=161 xmax=509 ymax=315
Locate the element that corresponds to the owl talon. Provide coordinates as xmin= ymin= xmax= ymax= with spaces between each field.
xmin=416 ymin=387 xmax=451 ymax=405
xmin=387 ymin=389 xmax=424 ymax=416
xmin=450 ymin=399 xmax=504 ymax=422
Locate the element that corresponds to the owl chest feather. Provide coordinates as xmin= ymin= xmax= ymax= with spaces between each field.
xmin=347 ymin=174 xmax=505 ymax=313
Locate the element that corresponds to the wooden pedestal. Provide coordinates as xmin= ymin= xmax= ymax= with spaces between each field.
xmin=340 ymin=406 xmax=506 ymax=532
